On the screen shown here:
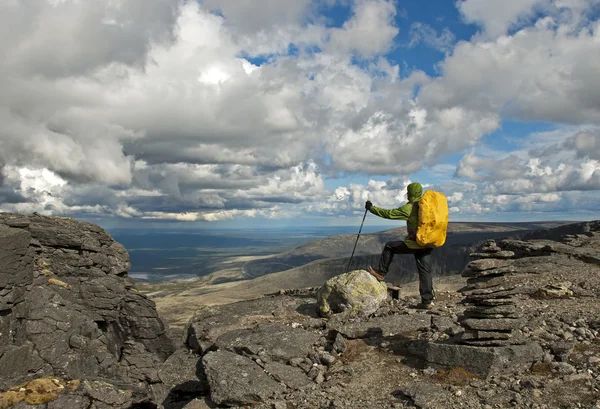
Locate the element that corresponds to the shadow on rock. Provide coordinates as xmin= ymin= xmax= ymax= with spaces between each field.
xmin=161 ymin=354 xmax=212 ymax=409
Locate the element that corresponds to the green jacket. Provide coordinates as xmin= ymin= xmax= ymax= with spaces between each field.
xmin=368 ymin=182 xmax=423 ymax=249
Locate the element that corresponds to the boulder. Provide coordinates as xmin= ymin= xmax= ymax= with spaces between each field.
xmin=316 ymin=269 xmax=388 ymax=317
xmin=184 ymin=295 xmax=312 ymax=354
xmin=425 ymin=342 xmax=543 ymax=378
xmin=202 ymin=350 xmax=285 ymax=406
xmin=214 ymin=323 xmax=320 ymax=363
xmin=0 ymin=213 xmax=175 ymax=401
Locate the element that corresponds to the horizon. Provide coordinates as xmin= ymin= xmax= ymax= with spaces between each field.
xmin=1 ymin=1 xmax=600 ymax=227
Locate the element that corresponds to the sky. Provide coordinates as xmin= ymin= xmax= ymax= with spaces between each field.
xmin=1 ymin=0 xmax=600 ymax=229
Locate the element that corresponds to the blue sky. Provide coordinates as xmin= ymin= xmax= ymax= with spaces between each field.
xmin=1 ymin=0 xmax=599 ymax=229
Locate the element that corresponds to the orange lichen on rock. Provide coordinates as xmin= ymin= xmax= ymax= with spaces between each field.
xmin=432 ymin=366 xmax=478 ymax=386
xmin=48 ymin=278 xmax=72 ymax=289
xmin=0 ymin=378 xmax=80 ymax=409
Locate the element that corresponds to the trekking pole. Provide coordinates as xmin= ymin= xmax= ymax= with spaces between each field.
xmin=346 ymin=209 xmax=368 ymax=273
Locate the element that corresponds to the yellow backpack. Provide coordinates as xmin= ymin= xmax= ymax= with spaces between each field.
xmin=416 ymin=190 xmax=448 ymax=248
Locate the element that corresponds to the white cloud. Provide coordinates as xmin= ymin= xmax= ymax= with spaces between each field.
xmin=456 ymin=128 xmax=600 ymax=193
xmin=457 ymin=0 xmax=545 ymax=37
xmin=328 ymin=0 xmax=399 ymax=57
xmin=1 ymin=0 xmax=599 ymax=222
xmin=408 ymin=22 xmax=456 ymax=53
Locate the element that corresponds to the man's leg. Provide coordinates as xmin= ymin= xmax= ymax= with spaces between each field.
xmin=414 ymin=249 xmax=434 ymax=304
xmin=377 ymin=241 xmax=412 ymax=276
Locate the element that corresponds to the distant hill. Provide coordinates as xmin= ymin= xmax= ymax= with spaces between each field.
xmin=144 ymin=221 xmax=572 ymax=332
xmin=240 ymin=221 xmax=569 ymax=280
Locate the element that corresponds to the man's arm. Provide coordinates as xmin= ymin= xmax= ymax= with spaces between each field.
xmin=369 ymin=203 xmax=412 ymax=220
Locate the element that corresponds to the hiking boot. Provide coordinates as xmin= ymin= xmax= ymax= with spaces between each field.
xmin=368 ymin=266 xmax=385 ymax=282
xmin=416 ymin=301 xmax=435 ymax=310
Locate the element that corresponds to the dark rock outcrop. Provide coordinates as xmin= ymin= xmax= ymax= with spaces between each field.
xmin=0 ymin=213 xmax=175 ymax=405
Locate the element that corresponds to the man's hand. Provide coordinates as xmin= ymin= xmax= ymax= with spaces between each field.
xmin=365 ymin=200 xmax=372 ymax=210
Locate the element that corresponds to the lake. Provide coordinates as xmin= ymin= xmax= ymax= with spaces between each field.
xmin=108 ymin=225 xmax=393 ymax=282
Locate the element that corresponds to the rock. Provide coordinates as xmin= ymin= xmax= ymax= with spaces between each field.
xmin=552 ymin=362 xmax=577 ymax=374
xmin=184 ymin=296 xmax=314 ymax=354
xmin=470 ymin=251 xmax=515 ymax=259
xmin=460 ymin=283 xmax=518 ymax=296
xmin=467 ymin=259 xmax=515 ymax=272
xmin=461 ymin=265 xmax=518 ymax=278
xmin=464 ymin=287 xmax=534 ymax=301
xmin=214 ymin=323 xmax=320 ymax=363
xmin=461 ymin=318 xmax=525 ymax=331
xmin=0 ymin=214 xmax=175 ymax=401
xmin=263 ymin=362 xmax=313 ymax=390
xmin=464 ymin=304 xmax=518 ymax=316
xmin=0 ymin=378 xmax=135 ymax=409
xmin=536 ymin=283 xmax=574 ymax=298
xmin=332 ymin=333 xmax=347 ymax=354
xmin=425 ymin=342 xmax=543 ymax=378
xmin=156 ymin=349 xmax=208 ymax=406
xmin=316 ymin=269 xmax=388 ymax=317
xmin=327 ymin=314 xmax=431 ymax=339
xmin=202 ymin=350 xmax=285 ymax=406
xmin=472 ymin=298 xmax=515 ymax=306
xmin=458 ymin=330 xmax=512 ymax=341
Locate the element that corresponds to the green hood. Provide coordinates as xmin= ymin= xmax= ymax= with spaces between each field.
xmin=407 ymin=182 xmax=423 ymax=203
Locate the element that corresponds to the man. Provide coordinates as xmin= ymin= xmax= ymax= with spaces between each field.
xmin=365 ymin=182 xmax=435 ymax=309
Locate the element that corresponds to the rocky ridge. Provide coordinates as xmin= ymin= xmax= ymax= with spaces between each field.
xmin=0 ymin=213 xmax=176 ymax=408
xmin=1 ymin=215 xmax=599 ymax=409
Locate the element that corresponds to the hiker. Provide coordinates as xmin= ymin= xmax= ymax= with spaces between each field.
xmin=365 ymin=182 xmax=435 ymax=309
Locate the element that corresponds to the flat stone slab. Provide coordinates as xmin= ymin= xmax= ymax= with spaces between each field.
xmin=469 ymin=251 xmax=515 ymax=259
xmin=214 ymin=323 xmax=320 ymax=363
xmin=202 ymin=350 xmax=285 ymax=406
xmin=327 ymin=314 xmax=432 ymax=339
xmin=425 ymin=342 xmax=543 ymax=378
xmin=462 ymin=266 xmax=517 ymax=278
xmin=185 ymin=296 xmax=311 ymax=353
xmin=264 ymin=362 xmax=313 ymax=390
xmin=458 ymin=330 xmax=512 ymax=340
xmin=467 ymin=259 xmax=515 ymax=272
xmin=461 ymin=318 xmax=525 ymax=331
xmin=460 ymin=283 xmax=518 ymax=296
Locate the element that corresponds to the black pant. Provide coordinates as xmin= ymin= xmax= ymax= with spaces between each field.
xmin=378 ymin=241 xmax=434 ymax=303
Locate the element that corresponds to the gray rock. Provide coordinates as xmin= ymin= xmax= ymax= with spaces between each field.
xmin=472 ymin=298 xmax=515 ymax=306
xmin=0 ymin=213 xmax=175 ymax=401
xmin=458 ymin=330 xmax=512 ymax=340
xmin=328 ymin=314 xmax=431 ymax=339
xmin=156 ymin=348 xmax=208 ymax=404
xmin=202 ymin=350 xmax=285 ymax=406
xmin=465 ymin=286 xmax=534 ymax=300
xmin=466 ymin=274 xmax=527 ymax=289
xmin=0 ymin=224 xmax=33 ymax=288
xmin=470 ymin=251 xmax=515 ymax=259
xmin=552 ymin=362 xmax=577 ymax=374
xmin=184 ymin=296 xmax=313 ymax=353
xmin=316 ymin=270 xmax=388 ymax=317
xmin=332 ymin=333 xmax=347 ymax=354
xmin=460 ymin=283 xmax=518 ymax=296
xmin=425 ymin=342 xmax=543 ymax=378
xmin=264 ymin=361 xmax=313 ymax=390
xmin=462 ymin=266 xmax=517 ymax=278
xmin=462 ymin=318 xmax=525 ymax=331
xmin=214 ymin=323 xmax=320 ymax=363
xmin=467 ymin=258 xmax=515 ymax=272
xmin=464 ymin=304 xmax=518 ymax=316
